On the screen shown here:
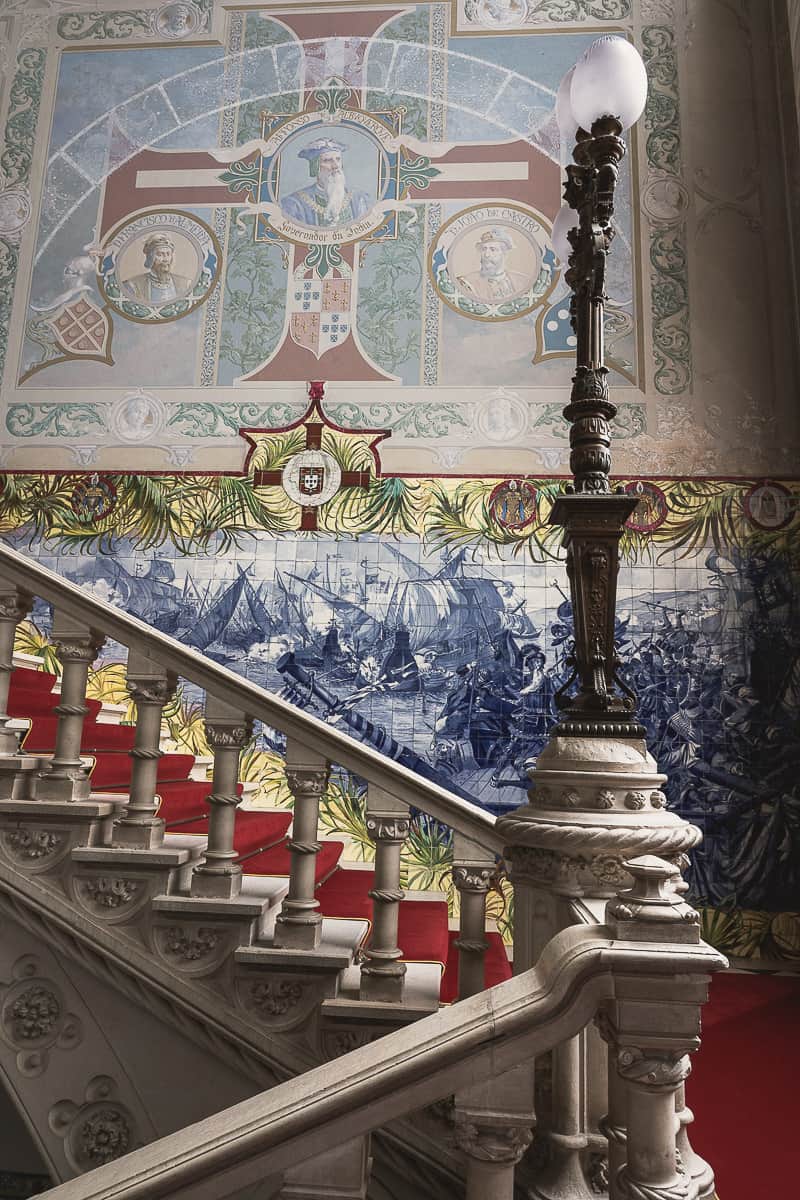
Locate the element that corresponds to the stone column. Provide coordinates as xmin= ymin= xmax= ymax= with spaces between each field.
xmin=35 ymin=613 xmax=104 ymax=802
xmin=273 ymin=739 xmax=329 ymax=950
xmin=496 ymin=736 xmax=702 ymax=1200
xmin=455 ymin=1110 xmax=534 ymax=1200
xmin=191 ymin=696 xmax=253 ymax=899
xmin=598 ymin=1028 xmax=628 ymax=1200
xmin=114 ymin=650 xmax=177 ymax=848
xmin=616 ymin=1050 xmax=692 ymax=1200
xmin=360 ymin=787 xmax=410 ymax=1002
xmin=452 ymin=832 xmax=495 ymax=1001
xmin=602 ymin=856 xmax=726 ymax=1200
xmin=675 ymin=1083 xmax=715 ymax=1200
xmin=0 ymin=585 xmax=33 ymax=799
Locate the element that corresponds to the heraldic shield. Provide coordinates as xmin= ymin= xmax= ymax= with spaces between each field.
xmin=299 ymin=465 xmax=325 ymax=496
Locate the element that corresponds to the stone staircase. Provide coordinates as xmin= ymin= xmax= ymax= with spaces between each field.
xmin=0 ymin=544 xmax=723 ymax=1200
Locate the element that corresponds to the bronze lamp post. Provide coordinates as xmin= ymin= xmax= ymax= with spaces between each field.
xmin=548 ymin=36 xmax=649 ymax=740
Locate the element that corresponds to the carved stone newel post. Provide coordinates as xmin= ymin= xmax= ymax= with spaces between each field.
xmin=598 ymin=856 xmax=726 ymax=1200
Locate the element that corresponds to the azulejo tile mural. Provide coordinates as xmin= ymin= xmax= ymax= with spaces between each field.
xmin=2 ymin=397 xmax=799 ymax=963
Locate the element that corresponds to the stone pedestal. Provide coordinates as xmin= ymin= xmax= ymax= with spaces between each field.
xmin=497 ymin=735 xmax=701 ymax=1200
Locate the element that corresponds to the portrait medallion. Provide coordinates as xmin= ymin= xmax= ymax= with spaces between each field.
xmin=429 ymin=204 xmax=556 ymax=322
xmin=98 ymin=210 xmax=220 ymax=323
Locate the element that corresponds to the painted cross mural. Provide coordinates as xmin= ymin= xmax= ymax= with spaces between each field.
xmin=91 ymin=65 xmax=560 ymax=383
xmin=247 ymin=381 xmax=379 ymax=531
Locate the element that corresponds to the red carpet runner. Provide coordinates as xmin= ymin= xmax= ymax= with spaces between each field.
xmin=14 ymin=662 xmax=799 ymax=1193
xmin=688 ymin=971 xmax=800 ymax=1199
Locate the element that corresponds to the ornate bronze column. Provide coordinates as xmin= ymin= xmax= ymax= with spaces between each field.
xmin=549 ymin=115 xmax=644 ymax=740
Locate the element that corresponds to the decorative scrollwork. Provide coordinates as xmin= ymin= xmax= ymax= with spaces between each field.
xmin=128 ymin=678 xmax=175 ymax=707
xmin=248 ymin=980 xmax=305 ymax=1017
xmin=454 ymin=1118 xmax=533 ymax=1164
xmin=161 ymin=926 xmax=221 ymax=963
xmin=3 ymin=828 xmax=64 ymax=863
xmin=0 ymin=593 xmax=31 ymax=622
xmin=205 ymin=722 xmax=253 ymax=750
xmin=365 ymin=815 xmax=410 ymax=842
xmin=79 ymin=1108 xmax=131 ymax=1166
xmin=452 ymin=865 xmax=495 ymax=893
xmin=616 ymin=1048 xmax=691 ymax=1088
xmin=76 ymin=877 xmax=141 ymax=910
xmin=286 ymin=769 xmax=329 ymax=797
xmin=8 ymin=985 xmax=60 ymax=1042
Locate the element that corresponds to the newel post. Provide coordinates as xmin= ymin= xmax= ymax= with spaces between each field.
xmin=599 ymin=856 xmax=727 ymax=1200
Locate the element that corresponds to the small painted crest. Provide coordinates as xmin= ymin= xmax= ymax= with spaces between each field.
xmin=70 ymin=474 xmax=117 ymax=522
xmin=299 ymin=465 xmax=325 ymax=496
xmin=489 ymin=479 xmax=538 ymax=530
xmin=46 ymin=298 xmax=110 ymax=357
xmin=624 ymin=482 xmax=668 ymax=534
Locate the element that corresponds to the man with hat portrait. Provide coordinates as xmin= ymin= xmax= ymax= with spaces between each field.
xmin=122 ymin=233 xmax=193 ymax=304
xmin=280 ymin=138 xmax=372 ymax=229
xmin=456 ymin=226 xmax=530 ymax=304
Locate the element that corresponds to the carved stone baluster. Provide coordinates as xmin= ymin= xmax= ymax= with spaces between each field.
xmin=0 ymin=585 xmax=32 ymax=795
xmin=603 ymin=856 xmax=726 ymax=1200
xmin=360 ymin=788 xmax=410 ymax=1002
xmin=675 ymin=1083 xmax=715 ymax=1200
xmin=191 ymin=696 xmax=253 ymax=899
xmin=273 ymin=740 xmax=329 ymax=949
xmin=453 ymin=832 xmax=495 ymax=1001
xmin=114 ymin=651 xmax=177 ymax=848
xmin=596 ymin=1018 xmax=627 ymax=1200
xmin=614 ymin=1050 xmax=692 ymax=1200
xmin=456 ymin=1068 xmax=535 ymax=1200
xmin=35 ymin=613 xmax=104 ymax=802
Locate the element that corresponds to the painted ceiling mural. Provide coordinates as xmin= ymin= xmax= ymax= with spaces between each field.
xmin=1 ymin=0 xmax=787 ymax=476
xmin=0 ymin=1 xmax=798 ymax=965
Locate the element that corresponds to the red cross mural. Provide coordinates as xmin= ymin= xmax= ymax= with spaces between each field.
xmin=245 ymin=382 xmax=385 ymax=532
xmin=95 ymin=3 xmax=561 ymax=385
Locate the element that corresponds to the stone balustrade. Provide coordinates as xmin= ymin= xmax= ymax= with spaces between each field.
xmin=0 ymin=542 xmax=724 ymax=1200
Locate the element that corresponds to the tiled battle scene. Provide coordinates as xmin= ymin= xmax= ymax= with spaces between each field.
xmin=2 ymin=467 xmax=798 ymax=964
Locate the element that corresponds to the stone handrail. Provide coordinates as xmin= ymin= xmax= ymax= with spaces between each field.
xmin=34 ymin=908 xmax=726 ymax=1200
xmin=0 ymin=541 xmax=502 ymax=854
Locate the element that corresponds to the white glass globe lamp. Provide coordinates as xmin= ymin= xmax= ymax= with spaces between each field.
xmin=555 ymin=66 xmax=578 ymax=145
xmin=569 ymin=36 xmax=648 ymax=133
xmin=551 ymin=204 xmax=577 ymax=265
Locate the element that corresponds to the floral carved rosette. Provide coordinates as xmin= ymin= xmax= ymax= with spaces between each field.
xmin=98 ymin=210 xmax=221 ymax=324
